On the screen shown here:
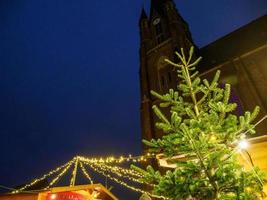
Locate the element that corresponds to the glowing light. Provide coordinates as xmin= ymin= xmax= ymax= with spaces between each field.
xmin=12 ymin=159 xmax=74 ymax=193
xmin=209 ymin=135 xmax=217 ymax=142
xmin=44 ymin=161 xmax=74 ymax=190
xmin=70 ymin=157 xmax=79 ymax=187
xmin=79 ymin=162 xmax=94 ymax=184
xmin=92 ymin=191 xmax=100 ymax=199
xmin=86 ymin=161 xmax=146 ymax=184
xmin=83 ymin=161 xmax=165 ymax=199
xmin=238 ymin=140 xmax=249 ymax=150
xmin=50 ymin=194 xmax=57 ymax=200
xmin=12 ymin=154 xmax=158 ymax=196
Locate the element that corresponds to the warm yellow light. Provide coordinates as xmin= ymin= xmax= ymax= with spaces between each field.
xmin=209 ymin=135 xmax=217 ymax=142
xmin=92 ymin=191 xmax=100 ymax=199
xmin=245 ymin=187 xmax=252 ymax=192
xmin=14 ymin=154 xmax=153 ymax=195
xmin=50 ymin=194 xmax=57 ymax=200
xmin=238 ymin=140 xmax=249 ymax=150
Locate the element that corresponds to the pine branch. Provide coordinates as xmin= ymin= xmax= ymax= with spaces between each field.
xmin=133 ymin=46 xmax=265 ymax=200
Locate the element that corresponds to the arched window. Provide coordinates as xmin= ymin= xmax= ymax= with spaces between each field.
xmin=153 ymin=18 xmax=164 ymax=44
xmin=157 ymin=56 xmax=174 ymax=91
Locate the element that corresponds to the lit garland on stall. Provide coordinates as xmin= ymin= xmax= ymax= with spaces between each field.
xmin=79 ymin=161 xmax=93 ymax=184
xmin=70 ymin=157 xmax=79 ymax=186
xmin=44 ymin=160 xmax=74 ymax=190
xmin=81 ymin=161 xmax=166 ymax=199
xmin=90 ymin=162 xmax=147 ymax=185
xmin=11 ymin=153 xmax=162 ymax=198
xmin=82 ymin=158 xmax=144 ymax=178
xmin=79 ymin=153 xmax=154 ymax=164
xmin=98 ymin=163 xmax=144 ymax=178
xmin=12 ymin=159 xmax=74 ymax=193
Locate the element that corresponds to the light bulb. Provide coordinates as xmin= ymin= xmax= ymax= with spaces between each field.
xmin=50 ymin=194 xmax=57 ymax=200
xmin=238 ymin=140 xmax=249 ymax=150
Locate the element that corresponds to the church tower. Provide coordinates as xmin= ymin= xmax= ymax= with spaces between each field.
xmin=139 ymin=0 xmax=196 ymax=152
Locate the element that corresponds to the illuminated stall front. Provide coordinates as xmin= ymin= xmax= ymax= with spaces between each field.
xmin=0 ymin=184 xmax=118 ymax=200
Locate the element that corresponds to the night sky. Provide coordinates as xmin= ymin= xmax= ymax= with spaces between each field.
xmin=0 ymin=0 xmax=267 ymax=199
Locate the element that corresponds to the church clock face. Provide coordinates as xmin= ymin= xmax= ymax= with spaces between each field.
xmin=153 ymin=18 xmax=161 ymax=25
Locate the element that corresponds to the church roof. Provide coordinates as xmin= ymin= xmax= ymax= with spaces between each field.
xmin=200 ymin=14 xmax=267 ymax=71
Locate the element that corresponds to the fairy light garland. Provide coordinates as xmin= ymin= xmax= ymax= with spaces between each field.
xmin=44 ymin=160 xmax=74 ymax=190
xmin=70 ymin=157 xmax=79 ymax=186
xmin=79 ymin=153 xmax=154 ymax=164
xmin=82 ymin=158 xmax=143 ymax=178
xmin=12 ymin=159 xmax=73 ymax=193
xmin=79 ymin=162 xmax=93 ymax=184
xmin=82 ymin=161 xmax=165 ymax=199
xmin=91 ymin=162 xmax=147 ymax=185
xmin=100 ymin=163 xmax=144 ymax=178
xmin=11 ymin=153 xmax=161 ymax=198
xmin=11 ymin=154 xmax=150 ymax=193
xmin=93 ymin=163 xmax=142 ymax=183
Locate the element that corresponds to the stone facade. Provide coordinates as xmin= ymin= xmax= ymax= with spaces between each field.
xmin=139 ymin=0 xmax=267 ymax=151
xmin=139 ymin=0 xmax=196 ymax=153
xmin=200 ymin=15 xmax=267 ymax=135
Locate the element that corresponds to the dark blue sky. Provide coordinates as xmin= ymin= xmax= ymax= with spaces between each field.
xmin=0 ymin=0 xmax=266 ymax=198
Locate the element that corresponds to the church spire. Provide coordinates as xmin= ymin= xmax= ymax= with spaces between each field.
xmin=139 ymin=7 xmax=150 ymax=42
xmin=139 ymin=7 xmax=148 ymax=21
xmin=139 ymin=0 xmax=197 ymax=154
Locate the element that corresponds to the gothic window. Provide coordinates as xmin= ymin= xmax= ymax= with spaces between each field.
xmin=158 ymin=56 xmax=171 ymax=91
xmin=155 ymin=23 xmax=163 ymax=36
xmin=153 ymin=18 xmax=164 ymax=45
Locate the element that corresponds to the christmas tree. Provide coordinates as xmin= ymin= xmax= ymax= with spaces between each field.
xmin=133 ymin=47 xmax=265 ymax=200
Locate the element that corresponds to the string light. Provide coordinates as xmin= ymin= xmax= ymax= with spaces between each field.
xmin=70 ymin=157 xmax=79 ymax=186
xmin=79 ymin=153 xmax=154 ymax=164
xmin=44 ymin=160 xmax=74 ymax=190
xmin=90 ymin=162 xmax=147 ymax=185
xmin=13 ymin=159 xmax=74 ymax=193
xmin=82 ymin=161 xmax=166 ymax=199
xmin=102 ymin=164 xmax=144 ymax=178
xmin=12 ymin=153 xmax=159 ymax=197
xmin=82 ymin=159 xmax=143 ymax=178
xmin=79 ymin=161 xmax=93 ymax=184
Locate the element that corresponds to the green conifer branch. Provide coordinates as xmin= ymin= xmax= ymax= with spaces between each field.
xmin=133 ymin=47 xmax=265 ymax=200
